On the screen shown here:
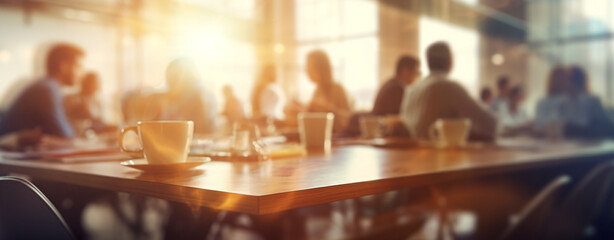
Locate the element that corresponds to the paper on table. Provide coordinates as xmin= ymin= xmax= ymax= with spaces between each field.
xmin=190 ymin=143 xmax=306 ymax=160
xmin=268 ymin=144 xmax=307 ymax=159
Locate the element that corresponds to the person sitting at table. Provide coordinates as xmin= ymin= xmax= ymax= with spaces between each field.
xmin=372 ymin=55 xmax=420 ymax=116
xmin=0 ymin=43 xmax=83 ymax=138
xmin=307 ymin=50 xmax=351 ymax=131
xmin=158 ymin=58 xmax=217 ymax=134
xmin=534 ymin=66 xmax=569 ymax=132
xmin=287 ymin=50 xmax=352 ymax=132
xmin=563 ymin=66 xmax=614 ymax=138
xmin=489 ymin=75 xmax=511 ymax=112
xmin=534 ymin=66 xmax=614 ymax=138
xmin=251 ymin=64 xmax=286 ymax=120
xmin=498 ymin=86 xmax=532 ymax=136
xmin=400 ymin=41 xmax=497 ymax=141
xmin=64 ymin=72 xmax=106 ymax=136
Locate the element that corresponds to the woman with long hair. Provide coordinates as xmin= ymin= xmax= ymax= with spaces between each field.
xmin=304 ymin=50 xmax=351 ymax=131
xmin=534 ymin=65 xmax=569 ymax=130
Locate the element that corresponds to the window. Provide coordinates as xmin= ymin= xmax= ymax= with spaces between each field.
xmin=138 ymin=12 xmax=258 ymax=114
xmin=294 ymin=0 xmax=378 ymax=111
xmin=419 ymin=17 xmax=479 ymax=96
xmin=527 ymin=0 xmax=614 ymax=106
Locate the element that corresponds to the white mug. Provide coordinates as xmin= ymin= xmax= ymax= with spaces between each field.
xmin=120 ymin=121 xmax=194 ymax=164
xmin=429 ymin=119 xmax=471 ymax=147
xmin=298 ymin=112 xmax=334 ymax=151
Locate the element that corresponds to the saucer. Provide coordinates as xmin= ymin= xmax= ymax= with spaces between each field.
xmin=121 ymin=157 xmax=211 ymax=172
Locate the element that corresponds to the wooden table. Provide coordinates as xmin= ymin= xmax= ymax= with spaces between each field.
xmin=1 ymin=139 xmax=614 ymax=215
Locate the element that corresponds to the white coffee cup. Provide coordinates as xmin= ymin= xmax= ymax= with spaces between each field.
xmin=298 ymin=112 xmax=334 ymax=151
xmin=360 ymin=116 xmax=385 ymax=139
xmin=429 ymin=119 xmax=471 ymax=147
xmin=120 ymin=121 xmax=194 ymax=164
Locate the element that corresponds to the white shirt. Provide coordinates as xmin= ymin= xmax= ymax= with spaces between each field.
xmin=497 ymin=103 xmax=529 ymax=128
xmin=400 ymin=72 xmax=497 ymax=140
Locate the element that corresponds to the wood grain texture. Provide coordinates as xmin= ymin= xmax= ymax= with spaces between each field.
xmin=1 ymin=138 xmax=614 ymax=214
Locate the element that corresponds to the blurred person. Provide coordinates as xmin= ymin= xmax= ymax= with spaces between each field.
xmin=64 ymin=72 xmax=105 ymax=135
xmin=0 ymin=43 xmax=83 ymax=138
xmin=480 ymin=87 xmax=493 ymax=106
xmin=490 ymin=75 xmax=511 ymax=112
xmin=305 ymin=50 xmax=352 ymax=131
xmin=400 ymin=45 xmax=531 ymax=240
xmin=498 ymin=86 xmax=532 ymax=136
xmin=400 ymin=41 xmax=497 ymax=141
xmin=372 ymin=55 xmax=420 ymax=115
xmin=222 ymin=85 xmax=246 ymax=124
xmin=158 ymin=58 xmax=217 ymax=134
xmin=251 ymin=64 xmax=286 ymax=120
xmin=498 ymin=86 xmax=529 ymax=127
xmin=534 ymin=66 xmax=569 ymax=131
xmin=563 ymin=66 xmax=614 ymax=138
xmin=0 ymin=44 xmax=114 ymax=240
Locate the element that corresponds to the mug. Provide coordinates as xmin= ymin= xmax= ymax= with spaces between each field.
xmin=119 ymin=121 xmax=194 ymax=164
xmin=429 ymin=119 xmax=471 ymax=147
xmin=298 ymin=112 xmax=334 ymax=151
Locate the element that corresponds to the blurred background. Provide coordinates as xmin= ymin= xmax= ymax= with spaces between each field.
xmin=0 ymin=0 xmax=612 ymax=123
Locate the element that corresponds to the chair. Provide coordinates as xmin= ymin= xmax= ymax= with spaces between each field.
xmin=498 ymin=175 xmax=571 ymax=240
xmin=542 ymin=161 xmax=614 ymax=240
xmin=0 ymin=176 xmax=75 ymax=240
xmin=418 ymin=175 xmax=571 ymax=240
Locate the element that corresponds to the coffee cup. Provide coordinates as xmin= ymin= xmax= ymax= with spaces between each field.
xmin=119 ymin=121 xmax=194 ymax=164
xmin=298 ymin=112 xmax=334 ymax=151
xmin=429 ymin=119 xmax=471 ymax=147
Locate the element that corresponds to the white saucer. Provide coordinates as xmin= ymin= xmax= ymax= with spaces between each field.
xmin=121 ymin=157 xmax=211 ymax=172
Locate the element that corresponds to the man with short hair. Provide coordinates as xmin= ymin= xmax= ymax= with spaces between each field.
xmin=372 ymin=55 xmax=421 ymax=115
xmin=0 ymin=43 xmax=83 ymax=138
xmin=400 ymin=41 xmax=496 ymax=141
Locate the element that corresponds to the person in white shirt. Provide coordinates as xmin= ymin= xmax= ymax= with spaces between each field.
xmin=400 ymin=41 xmax=497 ymax=141
xmin=489 ymin=75 xmax=511 ymax=112
xmin=251 ymin=64 xmax=286 ymax=120
xmin=498 ymin=86 xmax=531 ymax=136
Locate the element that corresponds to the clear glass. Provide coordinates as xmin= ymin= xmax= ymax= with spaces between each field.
xmin=231 ymin=122 xmax=269 ymax=160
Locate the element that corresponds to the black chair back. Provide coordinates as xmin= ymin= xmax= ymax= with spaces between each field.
xmin=499 ymin=175 xmax=572 ymax=240
xmin=544 ymin=161 xmax=614 ymax=240
xmin=0 ymin=176 xmax=74 ymax=240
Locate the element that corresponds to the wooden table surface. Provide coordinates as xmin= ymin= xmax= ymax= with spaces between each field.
xmin=1 ymin=138 xmax=614 ymax=215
